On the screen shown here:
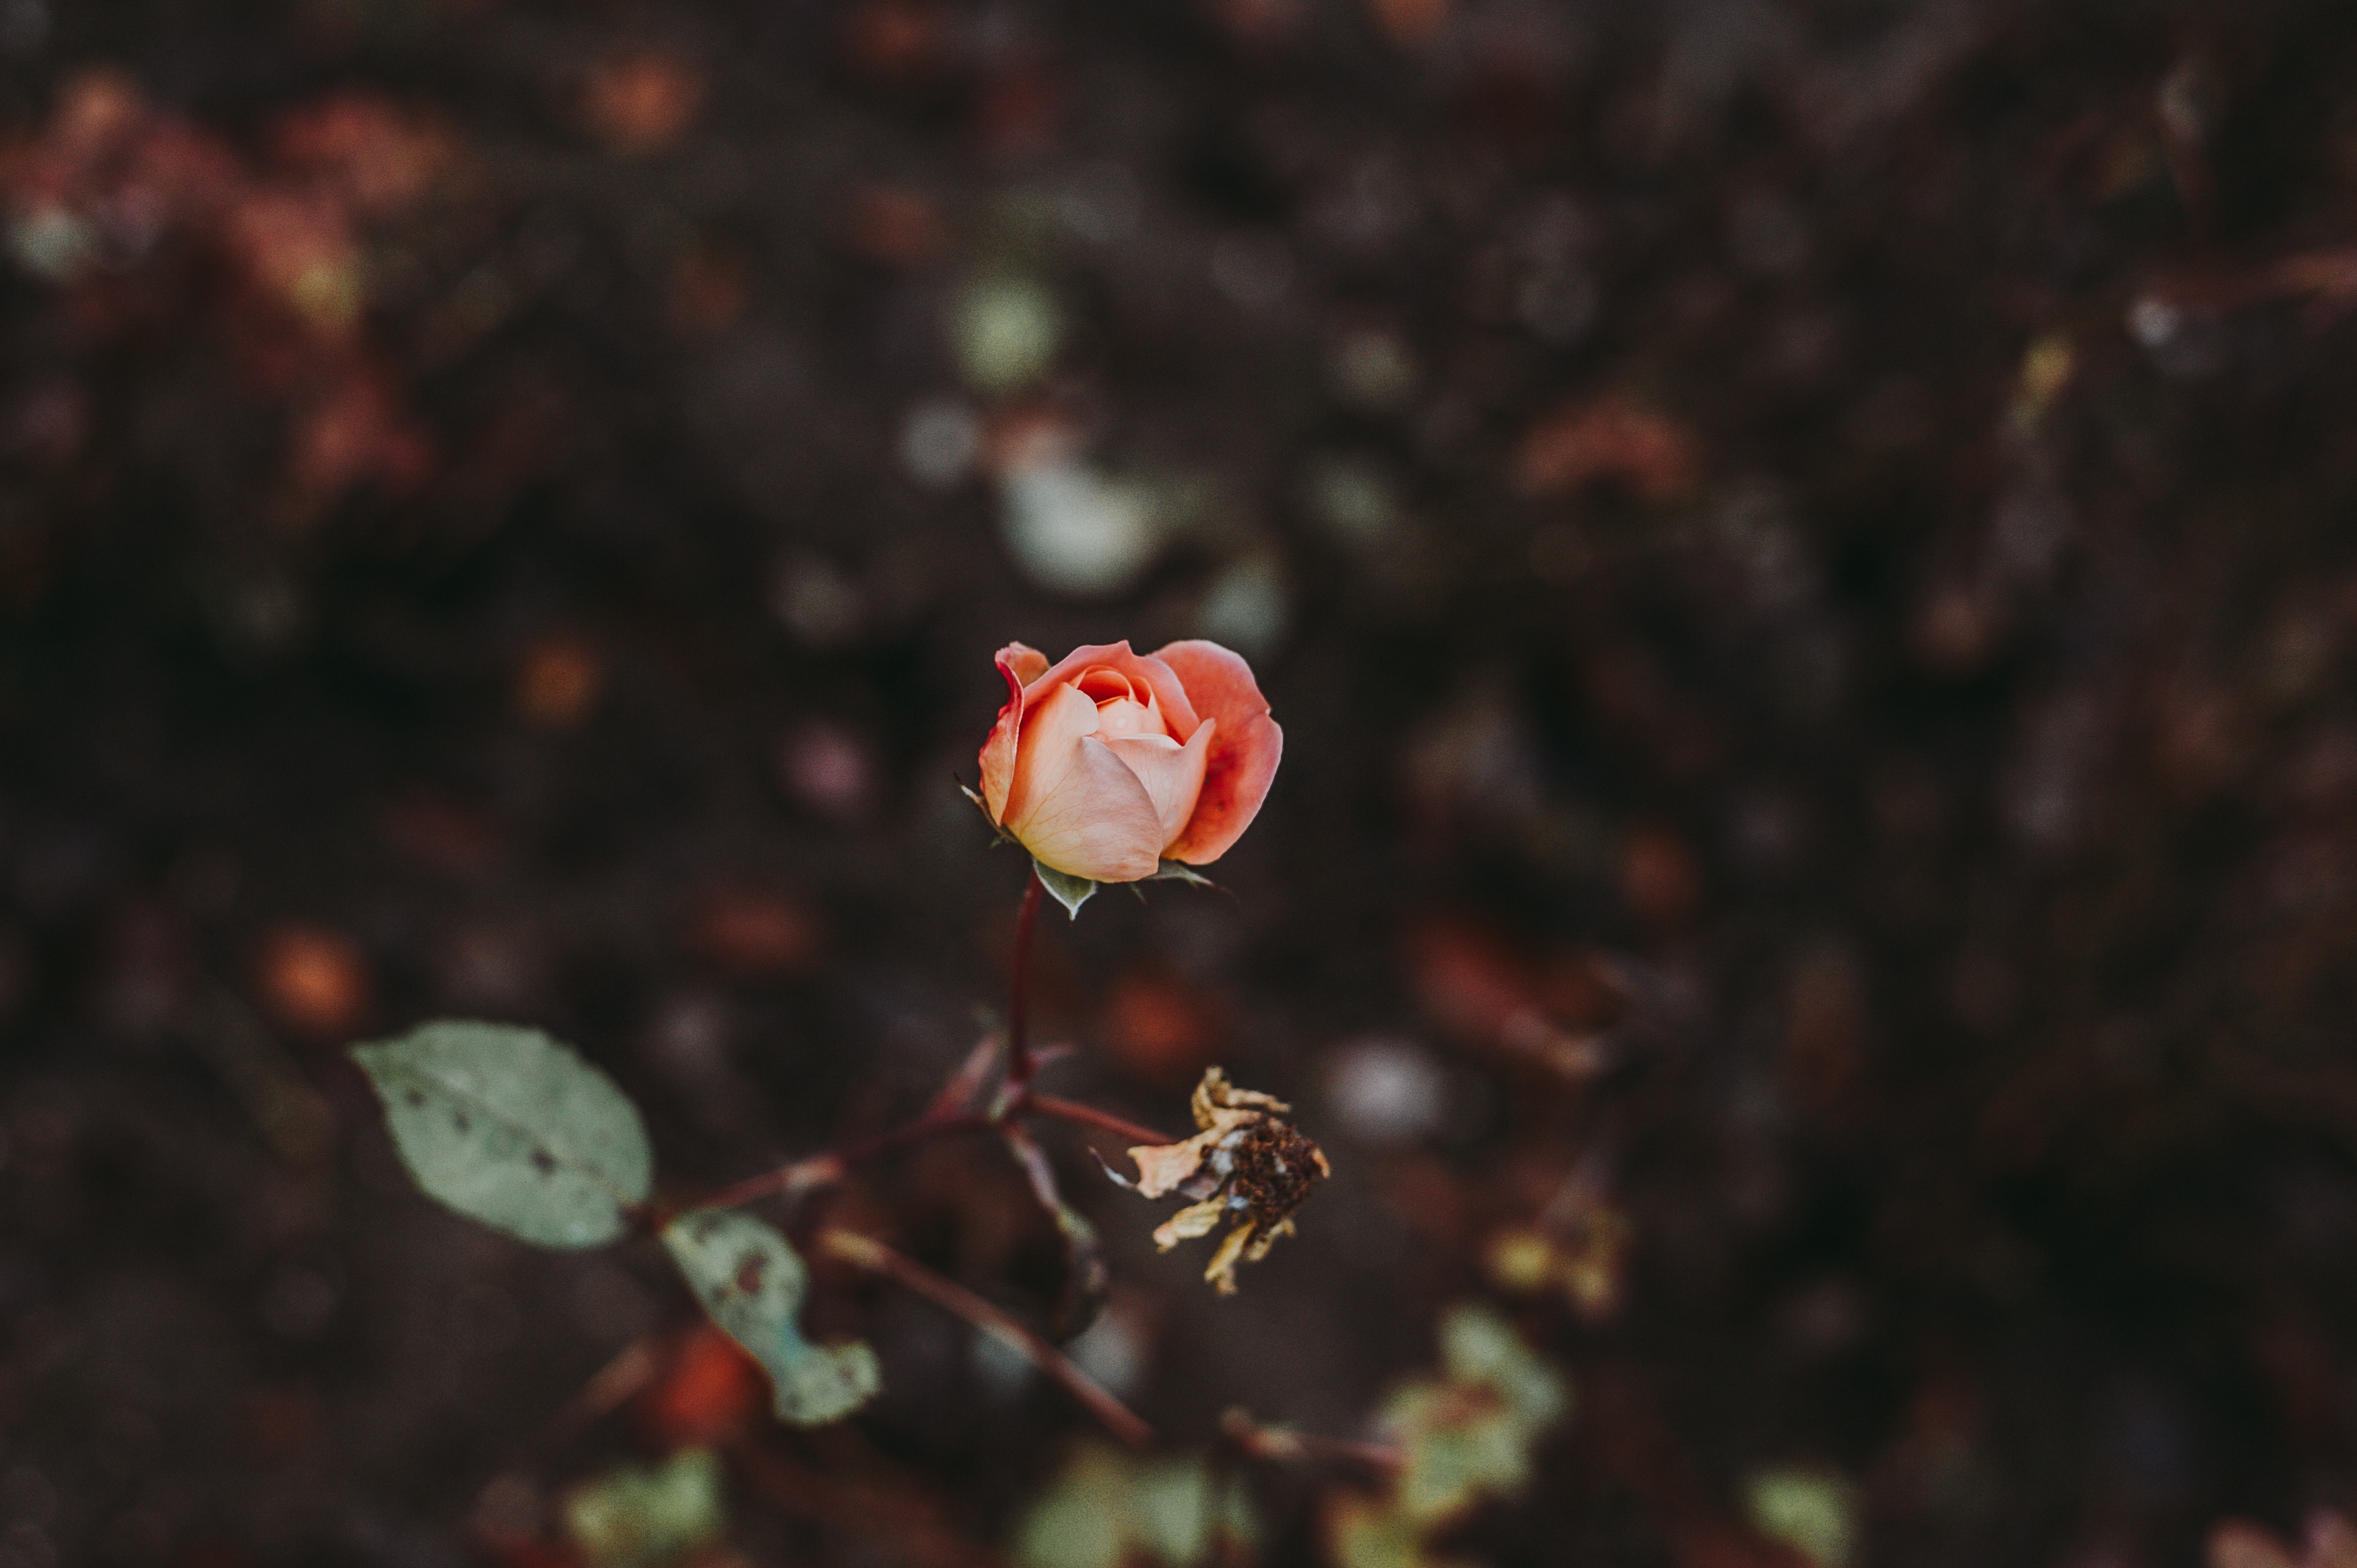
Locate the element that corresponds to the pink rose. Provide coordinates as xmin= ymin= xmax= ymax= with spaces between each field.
xmin=978 ymin=639 xmax=1283 ymax=884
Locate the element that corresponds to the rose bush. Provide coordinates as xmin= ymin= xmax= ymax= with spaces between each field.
xmin=978 ymin=639 xmax=1282 ymax=883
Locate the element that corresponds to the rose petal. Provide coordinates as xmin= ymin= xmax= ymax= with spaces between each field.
xmin=1003 ymin=683 xmax=1164 ymax=883
xmin=1154 ymin=640 xmax=1282 ymax=866
xmin=1003 ymin=642 xmax=1050 ymax=683
xmin=1243 ymin=1217 xmax=1294 ymax=1262
xmin=1127 ymin=1128 xmax=1221 ymax=1198
xmin=1024 ymin=641 xmax=1202 ymax=743
xmin=978 ymin=644 xmax=1034 ymax=823
xmin=1204 ymin=1222 xmax=1255 ymax=1295
xmin=1152 ymin=1198 xmax=1228 ymax=1250
xmin=1100 ymin=719 xmax=1214 ymax=852
xmin=1193 ymin=1066 xmax=1288 ymax=1125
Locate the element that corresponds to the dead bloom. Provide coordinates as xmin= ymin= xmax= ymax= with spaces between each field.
xmin=1106 ymin=1067 xmax=1331 ymax=1295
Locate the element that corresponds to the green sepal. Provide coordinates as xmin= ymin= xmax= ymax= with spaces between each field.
xmin=1150 ymin=860 xmax=1215 ymax=887
xmin=1033 ymin=860 xmax=1098 ymax=919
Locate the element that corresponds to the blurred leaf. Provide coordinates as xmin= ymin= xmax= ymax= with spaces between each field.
xmin=1379 ymin=1305 xmax=1569 ymax=1528
xmin=1438 ymin=1306 xmax=1567 ymax=1431
xmin=1745 ymin=1467 xmax=1857 ymax=1568
xmin=1325 ymin=1490 xmax=1465 ymax=1568
xmin=1034 ymin=860 xmax=1097 ymax=919
xmin=564 ymin=1447 xmax=726 ymax=1567
xmin=661 ymin=1207 xmax=881 ymax=1425
xmin=1014 ymin=1443 xmax=1254 ymax=1568
xmin=350 ymin=1020 xmax=651 ymax=1249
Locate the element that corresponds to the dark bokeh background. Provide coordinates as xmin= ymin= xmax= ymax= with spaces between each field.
xmin=9 ymin=0 xmax=2357 ymax=1562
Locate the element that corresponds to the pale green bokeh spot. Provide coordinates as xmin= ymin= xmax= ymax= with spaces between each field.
xmin=1746 ymin=1466 xmax=1857 ymax=1568
xmin=955 ymin=276 xmax=1061 ymax=393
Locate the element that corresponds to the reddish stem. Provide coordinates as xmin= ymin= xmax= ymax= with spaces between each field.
xmin=1005 ymin=868 xmax=1046 ymax=1090
xmin=822 ymin=1227 xmax=1154 ymax=1448
xmin=694 ymin=1110 xmax=993 ymax=1213
xmin=1026 ymin=1093 xmax=1175 ymax=1149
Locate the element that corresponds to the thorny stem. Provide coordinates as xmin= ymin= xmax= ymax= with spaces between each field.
xmin=1005 ymin=867 xmax=1047 ymax=1090
xmin=821 ymin=1227 xmax=1154 ymax=1450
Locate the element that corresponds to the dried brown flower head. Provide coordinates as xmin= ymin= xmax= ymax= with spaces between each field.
xmin=1103 ymin=1066 xmax=1331 ymax=1295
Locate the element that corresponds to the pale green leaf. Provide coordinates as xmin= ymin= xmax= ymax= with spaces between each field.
xmin=1381 ymin=1307 xmax=1570 ymax=1528
xmin=1149 ymin=860 xmax=1216 ymax=887
xmin=350 ymin=1020 xmax=651 ymax=1249
xmin=661 ymin=1207 xmax=881 ymax=1425
xmin=1034 ymin=860 xmax=1098 ymax=919
xmin=1014 ymin=1443 xmax=1255 ymax=1568
xmin=564 ymin=1448 xmax=726 ymax=1567
xmin=1439 ymin=1306 xmax=1568 ymax=1433
xmin=1326 ymin=1491 xmax=1464 ymax=1568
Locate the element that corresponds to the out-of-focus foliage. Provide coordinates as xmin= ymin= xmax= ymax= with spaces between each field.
xmin=1012 ymin=1443 xmax=1255 ymax=1568
xmin=350 ymin=1021 xmax=651 ymax=1248
xmin=1329 ymin=1306 xmax=1568 ymax=1566
xmin=564 ymin=1448 xmax=727 ymax=1567
xmin=1745 ymin=1466 xmax=1858 ymax=1568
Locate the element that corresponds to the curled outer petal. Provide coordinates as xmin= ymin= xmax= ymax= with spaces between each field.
xmin=1152 ymin=640 xmax=1282 ymax=866
xmin=978 ymin=642 xmax=1045 ymax=824
xmin=1022 ymin=641 xmax=1203 ymax=743
xmin=1001 ymin=682 xmax=1163 ymax=882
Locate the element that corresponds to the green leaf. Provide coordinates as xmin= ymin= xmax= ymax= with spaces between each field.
xmin=1150 ymin=860 xmax=1215 ymax=887
xmin=1014 ymin=1443 xmax=1255 ymax=1568
xmin=350 ymin=1020 xmax=651 ymax=1250
xmin=1034 ymin=860 xmax=1098 ymax=919
xmin=1381 ymin=1307 xmax=1569 ymax=1528
xmin=661 ymin=1207 xmax=882 ymax=1425
xmin=564 ymin=1448 xmax=727 ymax=1567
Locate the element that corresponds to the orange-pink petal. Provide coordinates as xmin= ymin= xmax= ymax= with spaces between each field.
xmin=1003 ymin=681 xmax=1164 ymax=882
xmin=1100 ymin=718 xmax=1215 ymax=852
xmin=1024 ymin=641 xmax=1202 ymax=743
xmin=978 ymin=644 xmax=1033 ymax=823
xmin=1152 ymin=640 xmax=1282 ymax=865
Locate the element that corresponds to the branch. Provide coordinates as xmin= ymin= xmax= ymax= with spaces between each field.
xmin=821 ymin=1227 xmax=1153 ymax=1450
xmin=1219 ymin=1408 xmax=1403 ymax=1473
xmin=695 ymin=1111 xmax=993 ymax=1213
xmin=1024 ymin=1093 xmax=1175 ymax=1148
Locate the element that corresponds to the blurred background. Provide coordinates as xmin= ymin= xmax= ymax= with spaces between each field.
xmin=7 ymin=0 xmax=2357 ymax=1563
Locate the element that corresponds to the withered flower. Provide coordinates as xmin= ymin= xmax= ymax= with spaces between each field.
xmin=1102 ymin=1066 xmax=1331 ymax=1295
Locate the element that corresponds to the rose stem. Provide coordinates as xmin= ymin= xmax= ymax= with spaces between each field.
xmin=1024 ymin=1093 xmax=1174 ymax=1148
xmin=1005 ymin=867 xmax=1047 ymax=1091
xmin=694 ymin=1110 xmax=995 ymax=1214
xmin=1218 ymin=1408 xmax=1404 ymax=1473
xmin=821 ymin=1227 xmax=1154 ymax=1449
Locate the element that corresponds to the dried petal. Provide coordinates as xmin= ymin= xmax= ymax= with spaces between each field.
xmin=1127 ymin=1128 xmax=1222 ymax=1199
xmin=1204 ymin=1223 xmax=1256 ymax=1295
xmin=1153 ymin=1198 xmax=1228 ymax=1250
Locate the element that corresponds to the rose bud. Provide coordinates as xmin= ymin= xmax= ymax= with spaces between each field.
xmin=978 ymin=639 xmax=1282 ymax=885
